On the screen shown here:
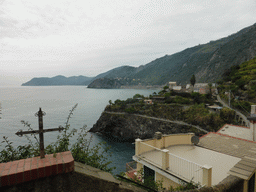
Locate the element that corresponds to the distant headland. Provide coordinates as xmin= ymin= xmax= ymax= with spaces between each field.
xmin=22 ymin=75 xmax=93 ymax=86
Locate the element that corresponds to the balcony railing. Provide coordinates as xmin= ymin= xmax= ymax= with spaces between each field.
xmin=134 ymin=135 xmax=212 ymax=187
xmin=126 ymin=161 xmax=137 ymax=180
xmin=168 ymin=152 xmax=203 ymax=184
xmin=126 ymin=161 xmax=137 ymax=173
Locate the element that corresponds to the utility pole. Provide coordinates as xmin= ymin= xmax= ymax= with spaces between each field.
xmin=229 ymin=89 xmax=231 ymax=107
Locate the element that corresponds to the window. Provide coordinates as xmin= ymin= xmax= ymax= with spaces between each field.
xmin=144 ymin=166 xmax=155 ymax=181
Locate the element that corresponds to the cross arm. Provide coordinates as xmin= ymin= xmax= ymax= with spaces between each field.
xmin=16 ymin=126 xmax=64 ymax=137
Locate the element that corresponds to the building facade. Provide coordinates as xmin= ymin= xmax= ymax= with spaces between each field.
xmin=131 ymin=131 xmax=256 ymax=191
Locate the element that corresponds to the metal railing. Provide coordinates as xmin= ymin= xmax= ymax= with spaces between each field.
xmin=168 ymin=152 xmax=203 ymax=184
xmin=126 ymin=161 xmax=137 ymax=173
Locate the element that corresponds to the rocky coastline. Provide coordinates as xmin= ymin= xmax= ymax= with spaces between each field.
xmin=89 ymin=111 xmax=205 ymax=142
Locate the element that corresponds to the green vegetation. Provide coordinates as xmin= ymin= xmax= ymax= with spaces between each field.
xmin=87 ymin=24 xmax=256 ymax=86
xmin=106 ymin=89 xmax=240 ymax=132
xmin=190 ymin=74 xmax=196 ymax=87
xmin=0 ymin=104 xmax=115 ymax=173
xmin=183 ymin=104 xmax=235 ymax=131
xmin=217 ymin=56 xmax=256 ymax=113
xmin=132 ymin=168 xmax=164 ymax=191
xmin=88 ymin=77 xmax=149 ymax=88
xmin=22 ymin=75 xmax=93 ymax=86
xmin=169 ymin=180 xmax=200 ymax=191
xmin=126 ymin=168 xmax=199 ymax=191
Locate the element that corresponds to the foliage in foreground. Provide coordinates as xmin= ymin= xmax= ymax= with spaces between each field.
xmin=129 ymin=168 xmax=164 ymax=191
xmin=169 ymin=180 xmax=200 ymax=191
xmin=0 ymin=104 xmax=115 ymax=173
xmin=128 ymin=168 xmax=199 ymax=191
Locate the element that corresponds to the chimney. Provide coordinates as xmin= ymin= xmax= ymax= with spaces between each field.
xmin=247 ymin=105 xmax=256 ymax=141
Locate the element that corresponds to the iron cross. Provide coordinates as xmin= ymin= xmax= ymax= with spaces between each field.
xmin=16 ymin=108 xmax=64 ymax=159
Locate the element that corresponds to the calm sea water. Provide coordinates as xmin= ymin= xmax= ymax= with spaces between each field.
xmin=0 ymin=86 xmax=157 ymax=175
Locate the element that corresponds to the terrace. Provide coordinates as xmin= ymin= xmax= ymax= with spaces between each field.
xmin=132 ymin=133 xmax=241 ymax=187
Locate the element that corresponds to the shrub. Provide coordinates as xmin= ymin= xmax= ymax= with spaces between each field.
xmin=0 ymin=104 xmax=115 ymax=173
xmin=131 ymin=168 xmax=164 ymax=191
xmin=125 ymin=107 xmax=136 ymax=114
xmin=174 ymin=96 xmax=190 ymax=104
xmin=220 ymin=108 xmax=236 ymax=124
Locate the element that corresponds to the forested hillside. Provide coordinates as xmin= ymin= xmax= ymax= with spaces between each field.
xmin=218 ymin=56 xmax=256 ymax=113
xmin=23 ymin=23 xmax=256 ymax=87
xmin=89 ymin=23 xmax=256 ymax=87
xmin=22 ymin=75 xmax=93 ymax=86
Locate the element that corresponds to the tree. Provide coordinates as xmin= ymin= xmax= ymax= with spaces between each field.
xmin=163 ymin=85 xmax=169 ymax=91
xmin=220 ymin=108 xmax=236 ymax=124
xmin=190 ymin=75 xmax=196 ymax=87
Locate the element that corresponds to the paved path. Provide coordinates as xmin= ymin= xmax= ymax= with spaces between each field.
xmin=104 ymin=111 xmax=208 ymax=133
xmin=217 ymin=95 xmax=249 ymax=126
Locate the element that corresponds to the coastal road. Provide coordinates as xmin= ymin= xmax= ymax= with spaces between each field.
xmin=217 ymin=95 xmax=249 ymax=126
xmin=104 ymin=111 xmax=208 ymax=133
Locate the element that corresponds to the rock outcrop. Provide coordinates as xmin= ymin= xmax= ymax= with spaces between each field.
xmin=89 ymin=112 xmax=205 ymax=141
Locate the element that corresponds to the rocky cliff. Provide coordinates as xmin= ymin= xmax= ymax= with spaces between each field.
xmin=89 ymin=112 xmax=205 ymax=141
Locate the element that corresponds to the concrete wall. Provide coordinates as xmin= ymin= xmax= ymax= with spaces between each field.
xmin=155 ymin=172 xmax=180 ymax=190
xmin=0 ymin=162 xmax=146 ymax=192
xmin=137 ymin=162 xmax=143 ymax=172
xmin=163 ymin=133 xmax=194 ymax=148
xmin=135 ymin=133 xmax=196 ymax=190
xmin=136 ymin=162 xmax=181 ymax=190
xmin=136 ymin=133 xmax=194 ymax=155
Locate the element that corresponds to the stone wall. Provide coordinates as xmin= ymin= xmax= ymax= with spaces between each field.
xmin=183 ymin=175 xmax=244 ymax=192
xmin=1 ymin=162 xmax=146 ymax=192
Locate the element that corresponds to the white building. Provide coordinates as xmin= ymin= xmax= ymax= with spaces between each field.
xmin=169 ymin=82 xmax=177 ymax=90
xmin=129 ymin=106 xmax=256 ymax=191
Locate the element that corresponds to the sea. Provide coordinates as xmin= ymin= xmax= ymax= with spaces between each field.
xmin=0 ymin=86 xmax=157 ymax=175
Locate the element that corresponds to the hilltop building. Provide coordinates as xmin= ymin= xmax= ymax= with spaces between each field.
xmin=144 ymin=99 xmax=153 ymax=105
xmin=193 ymin=83 xmax=209 ymax=94
xmin=172 ymin=86 xmax=182 ymax=91
xmin=168 ymin=82 xmax=184 ymax=92
xmin=169 ymin=82 xmax=217 ymax=94
xmin=168 ymin=82 xmax=177 ymax=90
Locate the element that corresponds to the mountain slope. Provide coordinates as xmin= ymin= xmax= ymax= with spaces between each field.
xmin=218 ymin=56 xmax=256 ymax=103
xmin=22 ymin=75 xmax=93 ymax=86
xmin=91 ymin=66 xmax=139 ymax=80
xmin=90 ymin=23 xmax=256 ymax=86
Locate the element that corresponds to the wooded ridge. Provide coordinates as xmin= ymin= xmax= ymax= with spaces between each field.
xmin=23 ymin=23 xmax=256 ymax=87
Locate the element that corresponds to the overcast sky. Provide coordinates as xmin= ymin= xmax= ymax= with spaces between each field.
xmin=0 ymin=0 xmax=256 ymax=86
